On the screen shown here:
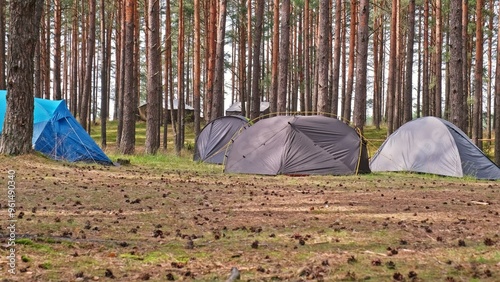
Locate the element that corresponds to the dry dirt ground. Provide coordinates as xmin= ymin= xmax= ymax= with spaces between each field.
xmin=0 ymin=155 xmax=499 ymax=281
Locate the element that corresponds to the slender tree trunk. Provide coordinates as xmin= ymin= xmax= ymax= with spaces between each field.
xmin=435 ymin=0 xmax=442 ymax=117
xmin=0 ymin=0 xmax=43 ymax=155
xmin=53 ymin=0 xmax=62 ymax=100
xmin=450 ymin=0 xmax=465 ymax=130
xmin=0 ymin=0 xmax=5 ymax=89
xmin=343 ymin=0 xmax=356 ymax=122
xmin=270 ymin=0 xmax=279 ymax=115
xmin=211 ymin=0 xmax=227 ymax=120
xmin=316 ymin=0 xmax=330 ymax=115
xmin=245 ymin=0 xmax=252 ymax=115
xmin=205 ymin=0 xmax=217 ymax=121
xmin=422 ymin=0 xmax=429 ymax=117
xmin=193 ymin=0 xmax=201 ymax=137
xmin=403 ymin=0 xmax=415 ymax=123
xmin=472 ymin=0 xmax=483 ymax=148
xmin=353 ymin=0 xmax=369 ymax=132
xmin=163 ymin=0 xmax=172 ymax=150
xmin=176 ymin=0 xmax=185 ymax=155
xmin=331 ymin=0 xmax=341 ymax=118
xmin=277 ymin=0 xmax=290 ymax=114
xmin=494 ymin=0 xmax=500 ymax=164
xmin=304 ymin=0 xmax=311 ymax=114
xmin=145 ymin=0 xmax=162 ymax=154
xmin=386 ymin=0 xmax=398 ymax=134
xmin=120 ymin=0 xmax=136 ymax=154
xmin=100 ymin=0 xmax=108 ymax=149
xmin=80 ymin=0 xmax=96 ymax=132
xmin=250 ymin=0 xmax=264 ymax=120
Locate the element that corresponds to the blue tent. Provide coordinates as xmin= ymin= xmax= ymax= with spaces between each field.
xmin=0 ymin=90 xmax=113 ymax=165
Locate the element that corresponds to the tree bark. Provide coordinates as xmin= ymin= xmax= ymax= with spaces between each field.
xmin=472 ymin=0 xmax=483 ymax=148
xmin=353 ymin=0 xmax=369 ymax=132
xmin=0 ymin=0 xmax=43 ymax=155
xmin=494 ymin=0 xmax=500 ymax=164
xmin=270 ymin=0 xmax=279 ymax=115
xmin=386 ymin=0 xmax=398 ymax=134
xmin=53 ymin=0 xmax=62 ymax=100
xmin=250 ymin=0 xmax=264 ymax=120
xmin=119 ymin=0 xmax=136 ymax=154
xmin=277 ymin=0 xmax=290 ymax=114
xmin=145 ymin=0 xmax=162 ymax=154
xmin=80 ymin=0 xmax=96 ymax=132
xmin=193 ymin=0 xmax=201 ymax=138
xmin=449 ymin=0 xmax=465 ymax=130
xmin=316 ymin=0 xmax=330 ymax=115
xmin=403 ymin=0 xmax=415 ymax=123
xmin=331 ymin=0 xmax=341 ymax=118
xmin=211 ymin=0 xmax=227 ymax=121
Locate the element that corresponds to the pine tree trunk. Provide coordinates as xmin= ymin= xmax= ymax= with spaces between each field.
xmin=145 ymin=0 xmax=161 ymax=154
xmin=449 ymin=0 xmax=465 ymax=130
xmin=494 ymin=0 xmax=500 ymax=164
xmin=250 ymin=0 xmax=264 ymax=120
xmin=0 ymin=0 xmax=43 ymax=155
xmin=277 ymin=0 xmax=290 ymax=114
xmin=270 ymin=0 xmax=279 ymax=115
xmin=53 ymin=0 xmax=62 ymax=100
xmin=403 ymin=0 xmax=415 ymax=123
xmin=316 ymin=0 xmax=330 ymax=115
xmin=80 ymin=0 xmax=96 ymax=132
xmin=331 ymin=0 xmax=341 ymax=118
xmin=343 ymin=0 xmax=356 ymax=122
xmin=119 ymin=0 xmax=136 ymax=154
xmin=193 ymin=0 xmax=201 ymax=137
xmin=353 ymin=0 xmax=369 ymax=132
xmin=472 ymin=0 xmax=483 ymax=148
xmin=211 ymin=0 xmax=227 ymax=121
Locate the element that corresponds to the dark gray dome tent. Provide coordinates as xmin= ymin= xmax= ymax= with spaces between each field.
xmin=370 ymin=116 xmax=500 ymax=179
xmin=194 ymin=115 xmax=249 ymax=164
xmin=224 ymin=115 xmax=370 ymax=175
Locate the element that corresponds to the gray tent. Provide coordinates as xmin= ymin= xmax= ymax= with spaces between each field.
xmin=194 ymin=115 xmax=249 ymax=164
xmin=370 ymin=116 xmax=500 ymax=179
xmin=224 ymin=115 xmax=370 ymax=175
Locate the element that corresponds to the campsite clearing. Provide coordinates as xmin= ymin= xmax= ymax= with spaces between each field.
xmin=0 ymin=154 xmax=498 ymax=281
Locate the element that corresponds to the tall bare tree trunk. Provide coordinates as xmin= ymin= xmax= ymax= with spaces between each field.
xmin=211 ymin=0 xmax=227 ymax=120
xmin=403 ymin=0 xmax=415 ymax=123
xmin=80 ymin=0 xmax=96 ymax=132
xmin=0 ymin=0 xmax=5 ymax=89
xmin=494 ymin=0 xmax=500 ymax=164
xmin=163 ymin=0 xmax=173 ymax=150
xmin=316 ymin=0 xmax=329 ymax=115
xmin=250 ymin=0 xmax=264 ymax=120
xmin=53 ymin=0 xmax=62 ymax=100
xmin=449 ymin=0 xmax=465 ymax=130
xmin=422 ymin=0 xmax=429 ymax=117
xmin=176 ymin=0 xmax=185 ymax=155
xmin=343 ymin=0 xmax=356 ymax=122
xmin=472 ymin=0 xmax=483 ymax=148
xmin=193 ymin=0 xmax=201 ymax=137
xmin=386 ymin=0 xmax=398 ymax=134
xmin=119 ymin=0 xmax=136 ymax=154
xmin=100 ymin=0 xmax=108 ymax=149
xmin=434 ymin=0 xmax=442 ymax=117
xmin=270 ymin=0 xmax=279 ymax=115
xmin=331 ymin=0 xmax=341 ymax=118
xmin=277 ymin=0 xmax=290 ymax=114
xmin=0 ymin=0 xmax=43 ymax=155
xmin=145 ymin=0 xmax=161 ymax=154
xmin=353 ymin=0 xmax=369 ymax=132
xmin=303 ymin=0 xmax=311 ymax=114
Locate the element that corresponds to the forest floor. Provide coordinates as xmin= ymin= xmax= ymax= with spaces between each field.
xmin=0 ymin=153 xmax=499 ymax=281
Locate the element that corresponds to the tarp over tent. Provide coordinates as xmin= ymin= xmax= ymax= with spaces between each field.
xmin=369 ymin=116 xmax=500 ymax=179
xmin=0 ymin=90 xmax=113 ymax=165
xmin=224 ymin=115 xmax=370 ymax=175
xmin=193 ymin=115 xmax=249 ymax=164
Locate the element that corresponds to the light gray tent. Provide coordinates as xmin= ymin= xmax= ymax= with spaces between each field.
xmin=370 ymin=116 xmax=500 ymax=179
xmin=224 ymin=115 xmax=370 ymax=175
xmin=193 ymin=115 xmax=249 ymax=164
